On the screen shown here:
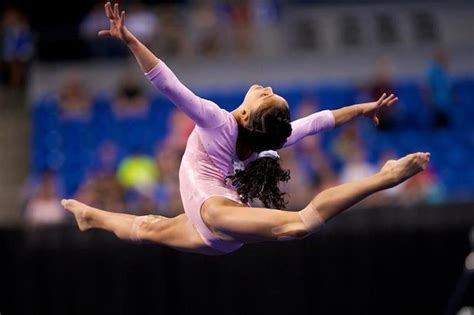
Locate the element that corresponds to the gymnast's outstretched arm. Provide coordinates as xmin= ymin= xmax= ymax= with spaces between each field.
xmin=283 ymin=93 xmax=398 ymax=148
xmin=99 ymin=2 xmax=226 ymax=128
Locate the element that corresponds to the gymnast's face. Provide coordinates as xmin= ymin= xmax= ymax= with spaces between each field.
xmin=241 ymin=84 xmax=289 ymax=125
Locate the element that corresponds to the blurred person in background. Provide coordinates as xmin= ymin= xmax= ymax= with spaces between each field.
xmin=81 ymin=2 xmax=115 ymax=58
xmin=58 ymin=72 xmax=92 ymax=119
xmin=331 ymin=122 xmax=362 ymax=163
xmin=81 ymin=1 xmax=158 ymax=58
xmin=113 ymin=74 xmax=149 ymax=116
xmin=280 ymin=135 xmax=336 ymax=210
xmin=370 ymin=149 xmax=405 ymax=206
xmin=75 ymin=177 xmax=100 ymax=207
xmin=56 ymin=73 xmax=94 ymax=197
xmin=0 ymin=6 xmax=34 ymax=89
xmin=153 ymin=5 xmax=188 ymax=58
xmin=426 ymin=50 xmax=452 ymax=129
xmin=339 ymin=147 xmax=376 ymax=184
xmin=332 ymin=123 xmax=380 ymax=207
xmin=279 ymin=149 xmax=312 ymax=210
xmin=24 ymin=171 xmax=65 ymax=227
xmin=365 ymin=59 xmax=397 ymax=131
xmin=225 ymin=0 xmax=253 ymax=56
xmin=338 ymin=145 xmax=379 ymax=207
xmin=78 ymin=142 xmax=124 ymax=210
xmin=189 ymin=0 xmax=222 ymax=57
xmin=90 ymin=141 xmax=120 ymax=174
xmin=152 ymin=144 xmax=184 ymax=217
xmin=124 ymin=3 xmax=158 ymax=47
xmin=162 ymin=109 xmax=195 ymax=152
xmin=75 ymin=171 xmax=126 ymax=212
xmin=373 ymin=150 xmax=445 ymax=206
xmin=93 ymin=171 xmax=127 ymax=212
xmin=401 ymin=164 xmax=445 ymax=205
xmin=112 ymin=74 xmax=152 ymax=155
xmin=292 ymin=96 xmax=337 ymax=192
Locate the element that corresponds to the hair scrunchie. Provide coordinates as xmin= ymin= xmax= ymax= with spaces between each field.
xmin=257 ymin=150 xmax=280 ymax=160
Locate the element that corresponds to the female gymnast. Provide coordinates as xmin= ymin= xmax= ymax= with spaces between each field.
xmin=62 ymin=2 xmax=430 ymax=256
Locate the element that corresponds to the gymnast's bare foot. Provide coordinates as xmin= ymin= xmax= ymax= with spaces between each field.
xmin=62 ymin=199 xmax=96 ymax=231
xmin=380 ymin=152 xmax=430 ymax=187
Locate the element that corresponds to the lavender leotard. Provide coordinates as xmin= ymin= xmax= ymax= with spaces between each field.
xmin=146 ymin=61 xmax=335 ymax=254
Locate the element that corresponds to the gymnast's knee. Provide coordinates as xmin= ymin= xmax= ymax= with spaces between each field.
xmin=298 ymin=202 xmax=325 ymax=234
xmin=130 ymin=215 xmax=164 ymax=242
xmin=271 ymin=205 xmax=325 ymax=241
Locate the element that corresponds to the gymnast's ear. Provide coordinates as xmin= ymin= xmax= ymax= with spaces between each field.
xmin=240 ymin=108 xmax=250 ymax=125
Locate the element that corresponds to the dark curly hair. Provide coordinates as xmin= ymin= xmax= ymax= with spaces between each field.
xmin=227 ymin=105 xmax=292 ymax=209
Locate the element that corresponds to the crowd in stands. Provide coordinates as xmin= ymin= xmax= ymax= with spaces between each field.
xmin=22 ymin=55 xmax=474 ymax=227
xmin=0 ymin=5 xmax=34 ymax=89
xmin=79 ymin=0 xmax=281 ymax=59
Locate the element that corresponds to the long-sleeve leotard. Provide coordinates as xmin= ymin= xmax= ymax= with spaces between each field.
xmin=145 ymin=61 xmax=227 ymax=129
xmin=283 ymin=110 xmax=335 ymax=148
xmin=145 ymin=61 xmax=335 ymax=145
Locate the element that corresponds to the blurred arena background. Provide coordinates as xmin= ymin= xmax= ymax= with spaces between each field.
xmin=1 ymin=0 xmax=473 ymax=314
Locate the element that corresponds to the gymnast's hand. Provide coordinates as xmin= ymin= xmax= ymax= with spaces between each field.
xmin=361 ymin=93 xmax=398 ymax=126
xmin=98 ymin=2 xmax=134 ymax=44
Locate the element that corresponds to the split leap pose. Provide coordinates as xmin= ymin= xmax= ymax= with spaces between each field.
xmin=62 ymin=2 xmax=430 ymax=255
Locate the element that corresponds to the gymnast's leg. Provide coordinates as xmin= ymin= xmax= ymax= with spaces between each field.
xmin=62 ymin=199 xmax=221 ymax=255
xmin=300 ymin=152 xmax=431 ymax=230
xmin=202 ymin=152 xmax=430 ymax=241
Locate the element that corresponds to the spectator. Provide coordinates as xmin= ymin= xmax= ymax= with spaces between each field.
xmin=94 ymin=172 xmax=127 ymax=211
xmin=331 ymin=122 xmax=362 ymax=164
xmin=91 ymin=141 xmax=119 ymax=174
xmin=24 ymin=171 xmax=65 ymax=226
xmin=402 ymin=164 xmax=446 ymax=205
xmin=152 ymin=144 xmax=184 ymax=216
xmin=1 ymin=6 xmax=34 ymax=88
xmin=339 ymin=146 xmax=377 ymax=184
xmin=163 ymin=109 xmax=195 ymax=152
xmin=79 ymin=2 xmax=128 ymax=58
xmin=366 ymin=59 xmax=397 ymax=130
xmin=279 ymin=148 xmax=312 ymax=210
xmin=55 ymin=73 xmax=94 ymax=196
xmin=338 ymin=145 xmax=378 ymax=208
xmin=426 ymin=50 xmax=452 ymax=128
xmin=125 ymin=3 xmax=158 ymax=46
xmin=371 ymin=150 xmax=405 ymax=206
xmin=153 ymin=5 xmax=189 ymax=58
xmin=226 ymin=0 xmax=253 ymax=56
xmin=113 ymin=76 xmax=149 ymax=116
xmin=58 ymin=72 xmax=92 ymax=119
xmin=293 ymin=96 xmax=337 ymax=192
xmin=76 ymin=172 xmax=126 ymax=212
xmin=189 ymin=0 xmax=222 ymax=57
xmin=112 ymin=75 xmax=152 ymax=154
xmin=75 ymin=178 xmax=99 ymax=207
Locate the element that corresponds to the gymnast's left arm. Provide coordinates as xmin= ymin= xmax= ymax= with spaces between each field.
xmin=98 ymin=2 xmax=226 ymax=128
xmin=331 ymin=93 xmax=398 ymax=127
xmin=283 ymin=93 xmax=398 ymax=148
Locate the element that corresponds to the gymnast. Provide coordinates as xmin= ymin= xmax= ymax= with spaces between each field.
xmin=62 ymin=2 xmax=430 ymax=255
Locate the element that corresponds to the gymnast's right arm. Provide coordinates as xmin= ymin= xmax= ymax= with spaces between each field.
xmin=98 ymin=2 xmax=225 ymax=128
